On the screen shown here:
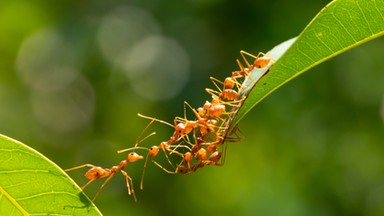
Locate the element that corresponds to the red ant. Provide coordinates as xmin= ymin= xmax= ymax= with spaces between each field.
xmin=229 ymin=50 xmax=272 ymax=89
xmin=65 ymin=122 xmax=157 ymax=202
xmin=206 ymin=77 xmax=240 ymax=102
xmin=132 ymin=101 xmax=227 ymax=177
xmin=181 ymin=101 xmax=228 ymax=140
xmin=239 ymin=50 xmax=272 ymax=70
xmin=177 ymin=150 xmax=224 ymax=174
xmin=65 ymin=152 xmax=144 ymax=202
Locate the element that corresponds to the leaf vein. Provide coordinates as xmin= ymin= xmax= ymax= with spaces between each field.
xmin=15 ymin=191 xmax=79 ymax=201
xmin=374 ymin=0 xmax=384 ymax=22
xmin=331 ymin=5 xmax=358 ymax=43
xmin=356 ymin=0 xmax=374 ymax=35
xmin=314 ymin=29 xmax=335 ymax=53
xmin=0 ymin=169 xmax=49 ymax=174
xmin=0 ymin=186 xmax=29 ymax=216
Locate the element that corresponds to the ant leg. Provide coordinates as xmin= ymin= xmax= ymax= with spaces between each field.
xmin=240 ymin=50 xmax=263 ymax=61
xmin=64 ymin=164 xmax=97 ymax=172
xmin=183 ymin=101 xmax=196 ymax=118
xmin=168 ymin=140 xmax=189 ymax=155
xmin=120 ymin=170 xmax=137 ymax=202
xmin=161 ymin=143 xmax=186 ymax=167
xmin=139 ymin=145 xmax=183 ymax=189
xmin=117 ymin=146 xmax=150 ymax=154
xmin=183 ymin=99 xmax=189 ymax=121
xmin=174 ymin=157 xmax=187 ymax=173
xmin=235 ymin=58 xmax=253 ymax=84
xmin=225 ymin=124 xmax=244 ymax=142
xmin=81 ymin=179 xmax=95 ymax=190
xmin=92 ymin=173 xmax=116 ymax=201
xmin=134 ymin=117 xmax=157 ymax=148
xmin=151 ymin=160 xmax=177 ymax=174
xmin=174 ymin=116 xmax=187 ymax=125
xmin=140 ymin=153 xmax=150 ymax=190
xmin=209 ymin=76 xmax=224 ymax=92
xmin=205 ymin=88 xmax=221 ymax=99
xmin=184 ymin=101 xmax=204 ymax=120
xmin=117 ymin=120 xmax=156 ymax=153
xmin=220 ymin=144 xmax=227 ymax=166
xmin=137 ymin=113 xmax=174 ymax=128
xmin=240 ymin=50 xmax=254 ymax=69
xmin=160 ymin=146 xmax=176 ymax=168
xmin=236 ymin=59 xmax=246 ymax=74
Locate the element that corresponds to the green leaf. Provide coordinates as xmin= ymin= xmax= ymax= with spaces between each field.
xmin=0 ymin=134 xmax=102 ymax=215
xmin=230 ymin=0 xmax=384 ymax=128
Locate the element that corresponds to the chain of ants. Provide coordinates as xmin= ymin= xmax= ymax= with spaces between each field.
xmin=65 ymin=51 xmax=271 ymax=202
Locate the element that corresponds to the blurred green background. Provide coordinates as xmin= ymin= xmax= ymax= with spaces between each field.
xmin=1 ymin=0 xmax=384 ymax=215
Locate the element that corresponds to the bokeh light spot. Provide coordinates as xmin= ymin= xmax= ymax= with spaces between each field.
xmin=97 ymin=6 xmax=161 ymax=64
xmin=16 ymin=28 xmax=95 ymax=135
xmin=122 ymin=35 xmax=190 ymax=101
xmin=16 ymin=28 xmax=79 ymax=93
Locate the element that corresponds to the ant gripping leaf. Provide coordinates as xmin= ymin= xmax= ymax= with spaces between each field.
xmin=227 ymin=38 xmax=297 ymax=132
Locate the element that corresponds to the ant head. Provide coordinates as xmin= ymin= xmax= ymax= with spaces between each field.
xmin=197 ymin=107 xmax=205 ymax=117
xmin=127 ymin=152 xmax=144 ymax=162
xmin=203 ymin=101 xmax=211 ymax=110
xmin=177 ymin=166 xmax=188 ymax=174
xmin=207 ymin=143 xmax=217 ymax=152
xmin=209 ymin=151 xmax=222 ymax=163
xmin=184 ymin=152 xmax=193 ymax=164
xmin=224 ymin=77 xmax=235 ymax=89
xmin=232 ymin=70 xmax=242 ymax=79
xmin=196 ymin=148 xmax=207 ymax=160
xmin=149 ymin=145 xmax=160 ymax=158
xmin=254 ymin=56 xmax=270 ymax=68
xmin=175 ymin=123 xmax=186 ymax=135
xmin=207 ymin=119 xmax=218 ymax=126
xmin=211 ymin=98 xmax=221 ymax=105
